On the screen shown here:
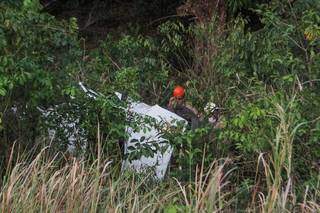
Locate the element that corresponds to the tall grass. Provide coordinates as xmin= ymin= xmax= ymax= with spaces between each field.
xmin=0 ymin=146 xmax=234 ymax=212
xmin=252 ymin=98 xmax=320 ymax=213
xmin=0 ymin=147 xmax=318 ymax=212
xmin=0 ymin=99 xmax=319 ymax=212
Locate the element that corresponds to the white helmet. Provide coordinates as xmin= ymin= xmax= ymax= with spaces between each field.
xmin=204 ymin=102 xmax=217 ymax=114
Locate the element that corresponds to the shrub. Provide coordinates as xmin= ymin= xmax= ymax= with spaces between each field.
xmin=182 ymin=0 xmax=320 ymax=189
xmin=0 ymin=2 xmax=84 ymax=167
xmin=0 ymin=2 xmax=187 ymax=168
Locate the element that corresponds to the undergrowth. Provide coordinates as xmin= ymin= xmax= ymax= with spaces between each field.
xmin=0 ymin=1 xmax=319 ymax=212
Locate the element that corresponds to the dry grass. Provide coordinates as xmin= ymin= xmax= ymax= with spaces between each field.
xmin=0 ymin=146 xmax=318 ymax=212
xmin=0 ymin=145 xmax=238 ymax=213
xmin=0 ymin=100 xmax=319 ymax=212
xmin=0 ymin=148 xmax=166 ymax=212
xmin=248 ymin=98 xmax=320 ymax=213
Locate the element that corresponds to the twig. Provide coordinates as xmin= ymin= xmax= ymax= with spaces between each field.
xmin=81 ymin=0 xmax=100 ymax=30
xmin=148 ymin=15 xmax=184 ymax=26
xmin=301 ymin=79 xmax=320 ymax=85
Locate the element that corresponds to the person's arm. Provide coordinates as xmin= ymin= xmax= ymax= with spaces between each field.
xmin=168 ymin=97 xmax=178 ymax=111
xmin=185 ymin=102 xmax=200 ymax=117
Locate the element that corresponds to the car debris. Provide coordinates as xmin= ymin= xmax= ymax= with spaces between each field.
xmin=39 ymin=82 xmax=187 ymax=179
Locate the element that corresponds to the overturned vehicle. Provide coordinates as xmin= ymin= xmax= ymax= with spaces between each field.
xmin=38 ymin=82 xmax=219 ymax=179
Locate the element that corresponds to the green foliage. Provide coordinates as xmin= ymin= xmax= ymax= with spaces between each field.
xmin=0 ymin=3 xmax=126 ymax=161
xmin=0 ymin=2 xmax=188 ymax=166
xmin=1 ymin=7 xmax=80 ymax=96
xmin=95 ymin=35 xmax=171 ymax=103
xmin=226 ymin=0 xmax=260 ymax=15
xmin=1 ymin=0 xmax=23 ymax=7
xmin=186 ymin=0 xmax=320 ymax=188
xmin=0 ymin=0 xmax=320 ymax=209
xmin=22 ymin=0 xmax=40 ymax=10
xmin=0 ymin=2 xmax=81 ymax=148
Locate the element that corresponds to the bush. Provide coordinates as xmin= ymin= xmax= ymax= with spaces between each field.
xmin=0 ymin=0 xmax=319 ymax=211
xmin=0 ymin=2 xmax=83 ymax=167
xmin=0 ymin=2 xmax=186 ymax=168
xmin=182 ymin=0 xmax=320 ymax=195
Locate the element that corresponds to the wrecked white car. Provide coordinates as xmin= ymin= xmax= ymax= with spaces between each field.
xmin=39 ymin=83 xmax=187 ymax=179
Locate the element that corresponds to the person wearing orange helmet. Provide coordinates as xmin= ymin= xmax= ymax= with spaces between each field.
xmin=168 ymin=86 xmax=200 ymax=128
xmin=168 ymin=85 xmax=223 ymax=129
xmin=168 ymin=86 xmax=185 ymax=109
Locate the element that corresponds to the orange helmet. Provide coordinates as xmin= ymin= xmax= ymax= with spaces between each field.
xmin=173 ymin=86 xmax=185 ymax=98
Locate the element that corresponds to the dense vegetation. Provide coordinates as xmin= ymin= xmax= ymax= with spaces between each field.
xmin=0 ymin=0 xmax=319 ymax=212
